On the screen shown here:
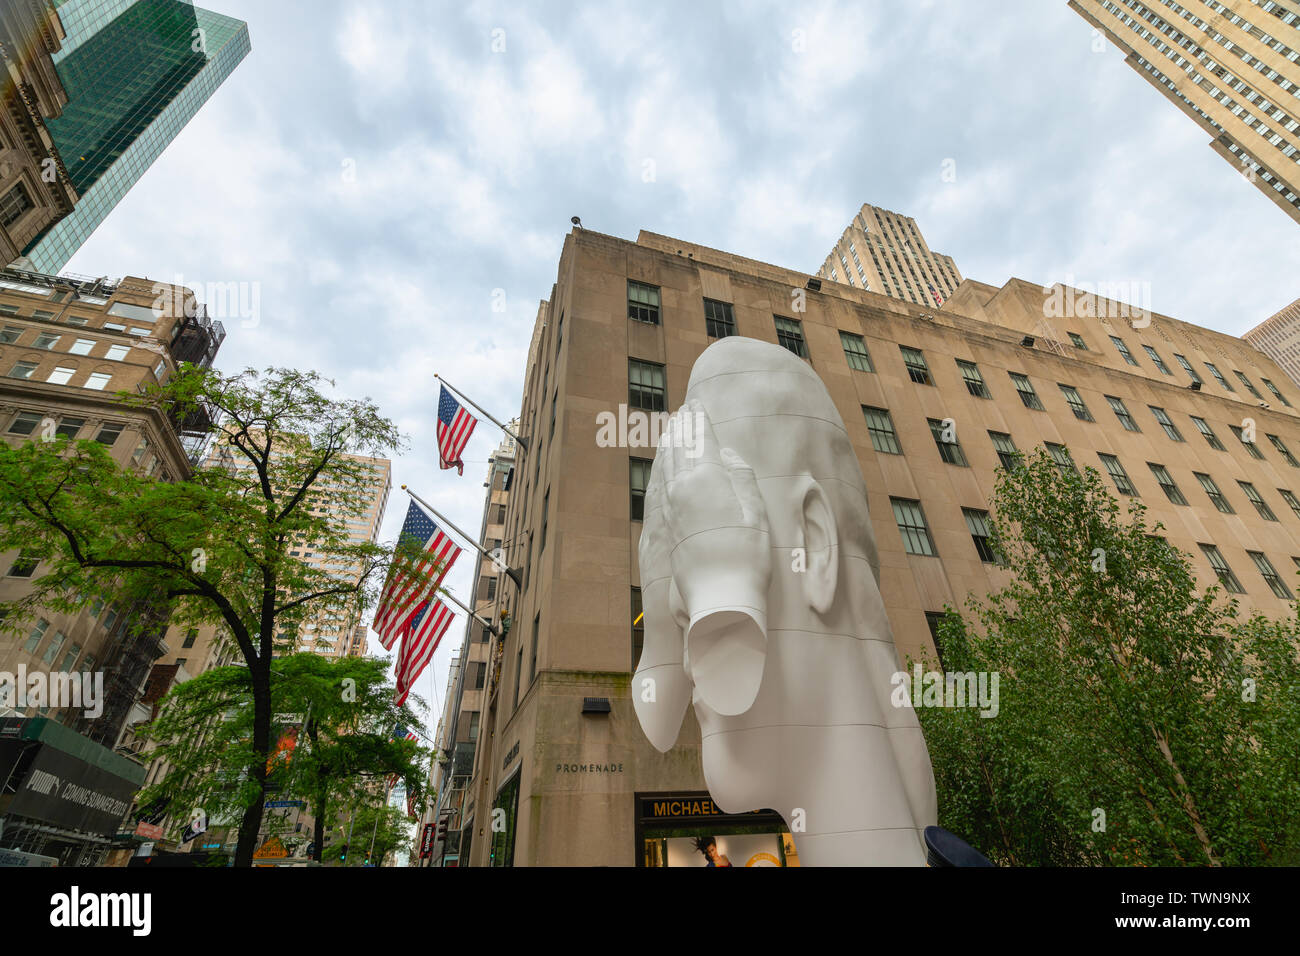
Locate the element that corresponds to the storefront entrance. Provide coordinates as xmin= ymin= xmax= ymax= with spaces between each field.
xmin=635 ymin=792 xmax=799 ymax=867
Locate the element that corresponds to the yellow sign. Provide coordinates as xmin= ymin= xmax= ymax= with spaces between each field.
xmin=254 ymin=837 xmax=288 ymax=860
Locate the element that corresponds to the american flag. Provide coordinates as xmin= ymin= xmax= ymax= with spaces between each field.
xmin=388 ymin=725 xmax=419 ymax=789
xmin=394 ymin=599 xmax=455 ymax=706
xmin=928 ymin=283 xmax=945 ymax=307
xmin=372 ymin=501 xmax=461 ymax=650
xmin=437 ymin=384 xmax=477 ymax=476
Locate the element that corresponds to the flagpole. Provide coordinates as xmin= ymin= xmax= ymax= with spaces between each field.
xmin=435 ymin=373 xmax=528 ymax=453
xmin=441 ymin=587 xmax=500 ymax=636
xmin=401 ymin=485 xmax=523 ymax=589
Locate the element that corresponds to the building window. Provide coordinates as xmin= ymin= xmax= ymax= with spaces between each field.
xmin=1237 ymin=481 xmax=1278 ymax=521
xmin=1267 ymin=434 xmax=1300 ymax=467
xmin=85 ymin=371 xmax=111 ymax=390
xmin=704 ymin=299 xmax=735 ymax=338
xmin=59 ymin=643 xmax=82 ymax=672
xmin=182 ymin=628 xmax=197 ymax=649
xmin=1104 ymin=396 xmax=1139 ymax=432
xmin=899 ymin=346 xmax=932 ymax=385
xmin=773 ymin=316 xmax=807 ymax=358
xmin=962 ymin=507 xmax=997 ymax=563
xmin=549 ymin=390 xmax=557 ymax=439
xmin=530 ymin=614 xmax=538 ymax=682
xmin=47 ymin=366 xmax=76 ymax=385
xmin=1248 ymin=551 xmax=1292 ymax=599
xmin=1067 ymin=332 xmax=1088 ymax=350
xmin=1279 ymin=489 xmax=1300 ymax=521
xmin=54 ymin=416 xmax=84 ymax=439
xmin=1142 ymin=345 xmax=1172 ymax=374
xmin=1191 ymin=416 xmax=1225 ymax=450
xmin=890 ymin=497 xmax=937 ymax=556
xmin=1229 ymin=425 xmax=1266 ymax=460
xmin=956 ymin=359 xmax=990 ymax=398
xmin=630 ymin=458 xmax=651 ymax=521
xmin=1045 ymin=442 xmax=1076 ymax=474
xmin=33 ymin=332 xmax=59 ymax=350
xmin=1195 ymin=473 xmax=1235 ymax=514
xmin=863 ymin=406 xmax=902 ymax=455
xmin=1200 ymin=544 xmax=1245 ymax=593
xmin=1147 ymin=463 xmax=1187 ymax=505
xmin=628 ymin=359 xmax=666 ymax=412
xmin=540 ymin=488 xmax=550 ymax=549
xmin=22 ymin=619 xmax=49 ymax=654
xmin=41 ymin=631 xmax=66 ymax=665
xmin=928 ymin=418 xmax=968 ymax=466
xmin=479 ymin=576 xmax=498 ymax=601
xmin=1008 ymin=373 xmax=1043 ymax=410
xmin=7 ymin=361 xmax=37 ymax=380
xmin=1058 ymin=384 xmax=1093 ymax=421
xmin=989 ymin=431 xmax=1021 ymax=471
xmin=1233 ymin=370 xmax=1264 ymax=399
xmin=7 ymin=411 xmax=41 ymax=436
xmin=631 ymin=587 xmax=644 ymax=671
xmin=105 ymin=344 xmax=130 ymax=361
xmin=1262 ymin=378 xmax=1292 ymax=407
xmin=1148 ymin=406 xmax=1184 ymax=441
xmin=0 ymin=326 xmax=21 ymax=343
xmin=1205 ymin=362 xmax=1233 ymax=391
xmin=8 ymin=549 xmax=39 ymax=577
xmin=475 ymin=662 xmax=486 ymax=689
xmin=840 ymin=331 xmax=874 ymax=372
xmin=628 ymin=281 xmax=660 ymax=325
xmin=468 ymin=712 xmax=480 ymax=740
xmin=68 ymin=338 xmax=96 ymax=356
xmin=94 ymin=422 xmax=124 ymax=446
xmin=1109 ymin=335 xmax=1139 ymax=366
xmin=1098 ymin=453 xmax=1137 ymax=495
xmin=1174 ymin=354 xmax=1202 ymax=383
xmin=0 ymin=182 xmax=33 ymax=228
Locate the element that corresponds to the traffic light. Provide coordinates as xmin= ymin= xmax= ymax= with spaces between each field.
xmin=339 ymin=843 xmax=348 ymax=863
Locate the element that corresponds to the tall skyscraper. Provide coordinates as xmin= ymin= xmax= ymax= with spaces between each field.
xmin=1245 ymin=294 xmax=1300 ymax=386
xmin=817 ymin=203 xmax=963 ymax=307
xmin=1070 ymin=0 xmax=1300 ymax=225
xmin=20 ymin=0 xmax=250 ymax=272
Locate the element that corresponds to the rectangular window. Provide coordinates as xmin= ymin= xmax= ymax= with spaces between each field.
xmin=627 ymin=281 xmax=660 ymax=324
xmin=1110 ymin=335 xmax=1139 ymax=366
xmin=962 ymin=507 xmax=997 ymax=563
xmin=22 ymin=619 xmax=49 ymax=654
xmin=94 ymin=422 xmax=124 ymax=446
xmin=631 ymin=587 xmax=644 ymax=670
xmin=33 ymin=332 xmax=59 ymax=350
xmin=59 ymin=643 xmax=82 ymax=672
xmin=1174 ymin=354 xmax=1202 ymax=383
xmin=1058 ymin=384 xmax=1094 ymax=421
xmin=1237 ymin=481 xmax=1278 ymax=520
xmin=7 ymin=411 xmax=41 ymax=435
xmin=1195 ymin=473 xmax=1235 ymax=513
xmin=1267 ymin=434 xmax=1300 ymax=466
xmin=0 ymin=326 xmax=21 ymax=344
xmin=55 ymin=419 xmax=82 ymax=439
xmin=1010 ymin=372 xmax=1043 ymax=410
xmin=65 ymin=315 xmax=88 ymax=327
xmin=1248 ymin=551 xmax=1292 ymax=599
xmin=69 ymin=338 xmax=95 ymax=355
xmin=1142 ymin=345 xmax=1172 ymax=374
xmin=0 ymin=182 xmax=33 ymax=227
xmin=863 ymin=406 xmax=902 ymax=455
xmin=704 ymin=299 xmax=735 ymax=338
xmin=1205 ymin=362 xmax=1233 ymax=391
xmin=956 ymin=359 xmax=990 ymax=398
xmin=530 ymin=614 xmax=538 ymax=682
xmin=1045 ymin=442 xmax=1077 ymax=474
xmin=182 ymin=628 xmax=198 ymax=649
xmin=1262 ymin=378 xmax=1292 ymax=407
xmin=1149 ymin=406 xmax=1184 ymax=441
xmin=540 ymin=488 xmax=550 ymax=550
xmin=891 ymin=497 xmax=937 ymax=556
xmin=85 ymin=372 xmax=111 ymax=390
xmin=1098 ymin=453 xmax=1138 ymax=495
xmin=475 ymin=662 xmax=486 ymax=689
xmin=1280 ymin=489 xmax=1300 ymax=520
xmin=105 ymin=344 xmax=130 ymax=361
xmin=7 ymin=361 xmax=37 ymax=380
xmin=1234 ymin=370 xmax=1264 ymax=399
xmin=1148 ymin=463 xmax=1187 ymax=504
xmin=1106 ymin=396 xmax=1140 ymax=432
xmin=628 ymin=359 xmax=666 ymax=412
xmin=47 ymin=366 xmax=75 ymax=385
xmin=773 ymin=316 xmax=807 ymax=358
xmin=1229 ymin=425 xmax=1266 ymax=459
xmin=928 ymin=418 xmax=968 ymax=466
xmin=1068 ymin=332 xmax=1088 ymax=350
xmin=1191 ymin=416 xmax=1225 ymax=450
xmin=1200 ymin=544 xmax=1245 ymax=593
xmin=840 ymin=331 xmax=874 ymax=372
xmin=630 ymin=458 xmax=651 ymax=521
xmin=989 ymin=431 xmax=1021 ymax=471
xmin=899 ymin=346 xmax=932 ymax=385
xmin=8 ymin=549 xmax=39 ymax=577
xmin=41 ymin=631 xmax=66 ymax=665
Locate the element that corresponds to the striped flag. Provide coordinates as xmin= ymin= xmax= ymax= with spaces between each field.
xmin=388 ymin=725 xmax=419 ymax=789
xmin=372 ymin=501 xmax=461 ymax=650
xmin=394 ymin=599 xmax=455 ymax=706
xmin=437 ymin=384 xmax=477 ymax=476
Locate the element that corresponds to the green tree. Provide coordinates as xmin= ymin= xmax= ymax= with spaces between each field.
xmin=916 ymin=448 xmax=1300 ymax=866
xmin=325 ymin=803 xmax=414 ymax=867
xmin=137 ymin=653 xmax=427 ymax=863
xmin=0 ymin=366 xmax=430 ymax=866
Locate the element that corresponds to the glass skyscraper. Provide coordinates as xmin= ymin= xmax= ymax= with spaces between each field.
xmin=23 ymin=0 xmax=249 ymax=272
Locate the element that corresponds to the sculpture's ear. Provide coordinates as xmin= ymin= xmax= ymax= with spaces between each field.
xmin=798 ymin=478 xmax=838 ymax=616
xmin=632 ymin=577 xmax=691 ymax=751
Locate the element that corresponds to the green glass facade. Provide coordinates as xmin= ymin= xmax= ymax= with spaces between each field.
xmin=23 ymin=0 xmax=249 ymax=272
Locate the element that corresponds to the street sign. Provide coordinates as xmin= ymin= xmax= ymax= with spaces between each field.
xmin=253 ymin=837 xmax=288 ymax=860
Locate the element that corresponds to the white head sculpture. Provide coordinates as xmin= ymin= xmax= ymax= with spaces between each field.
xmin=633 ymin=336 xmax=937 ymax=866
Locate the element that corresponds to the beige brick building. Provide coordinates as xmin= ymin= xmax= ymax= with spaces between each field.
xmin=817 ymin=202 xmax=963 ymax=307
xmin=1070 ymin=0 xmax=1300 ymax=224
xmin=1244 ymin=295 xmax=1300 ymax=387
xmin=458 ymin=222 xmax=1300 ymax=867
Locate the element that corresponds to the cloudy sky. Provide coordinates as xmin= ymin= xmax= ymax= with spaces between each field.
xmin=66 ymin=0 xmax=1300 ymax=729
